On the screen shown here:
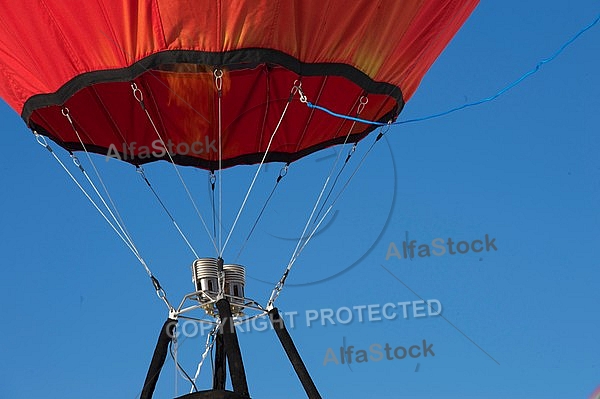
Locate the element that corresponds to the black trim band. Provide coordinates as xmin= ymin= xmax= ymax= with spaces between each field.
xmin=28 ymin=108 xmax=395 ymax=170
xmin=22 ymin=48 xmax=404 ymax=123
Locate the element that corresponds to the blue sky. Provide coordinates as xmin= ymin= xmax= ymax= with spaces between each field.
xmin=1 ymin=1 xmax=599 ymax=398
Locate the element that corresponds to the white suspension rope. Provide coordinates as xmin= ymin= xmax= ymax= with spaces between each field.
xmin=215 ymin=69 xmax=224 ymax=254
xmin=62 ymin=108 xmax=142 ymax=260
xmin=209 ymin=172 xmax=217 ymax=242
xmin=190 ymin=323 xmax=219 ymax=393
xmin=284 ymin=99 xmax=366 ymax=274
xmin=312 ymin=96 xmax=367 ymax=223
xmin=170 ymin=330 xmax=199 ymax=395
xmin=62 ymin=110 xmax=177 ymax=308
xmin=267 ymin=97 xmax=368 ymax=308
xmin=267 ymin=121 xmax=391 ymax=308
xmin=174 ymin=332 xmax=179 ymax=396
xmin=131 ymin=82 xmax=218 ymax=255
xmin=34 ymin=133 xmax=150 ymax=272
xmin=71 ymin=153 xmax=147 ymax=256
xmin=220 ymin=83 xmax=298 ymax=257
xmin=34 ymin=131 xmax=174 ymax=311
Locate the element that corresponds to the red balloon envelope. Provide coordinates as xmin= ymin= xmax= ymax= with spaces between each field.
xmin=0 ymin=0 xmax=477 ymax=170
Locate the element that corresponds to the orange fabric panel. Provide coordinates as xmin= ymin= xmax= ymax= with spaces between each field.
xmin=0 ymin=0 xmax=163 ymax=110
xmin=0 ymin=0 xmax=477 ymax=169
xmin=0 ymin=0 xmax=477 ymax=114
xmin=157 ymin=0 xmax=477 ymax=98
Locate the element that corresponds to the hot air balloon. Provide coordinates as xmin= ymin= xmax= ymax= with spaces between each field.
xmin=0 ymin=1 xmax=478 ymax=397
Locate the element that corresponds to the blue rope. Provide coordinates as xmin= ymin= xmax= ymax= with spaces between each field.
xmin=306 ymin=11 xmax=600 ymax=127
